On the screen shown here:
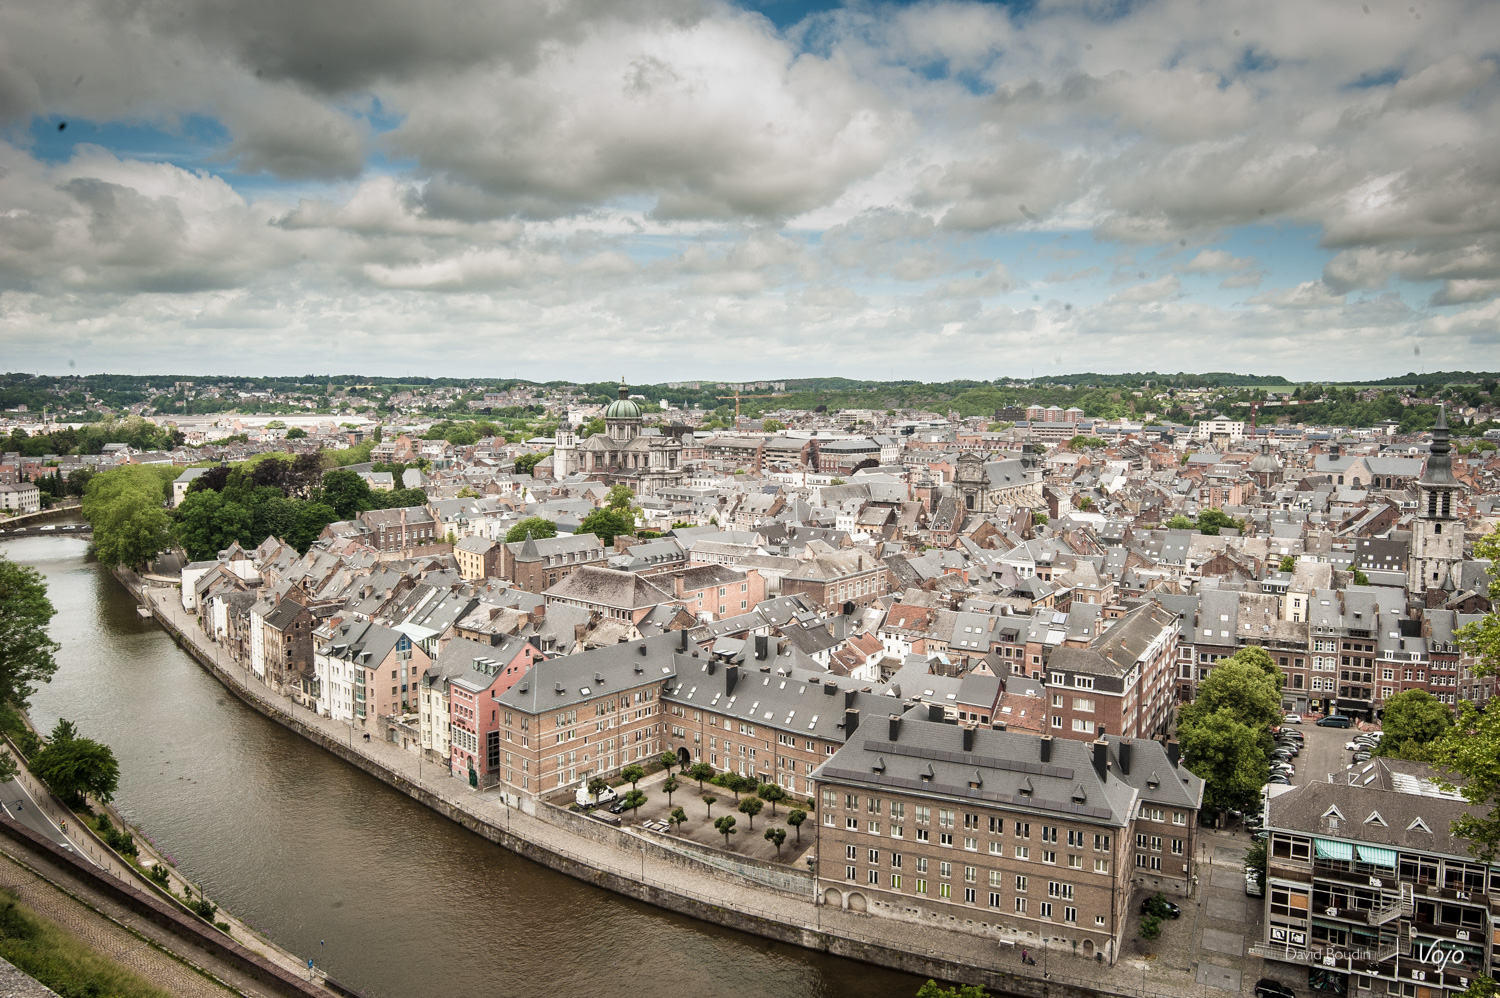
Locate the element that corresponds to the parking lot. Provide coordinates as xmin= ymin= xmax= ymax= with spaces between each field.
xmin=1273 ymin=717 xmax=1378 ymax=790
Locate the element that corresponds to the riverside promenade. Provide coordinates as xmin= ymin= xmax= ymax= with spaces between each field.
xmin=132 ymin=572 xmax=1254 ymax=998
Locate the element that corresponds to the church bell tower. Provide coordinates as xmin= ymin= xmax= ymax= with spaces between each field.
xmin=1407 ymin=405 xmax=1463 ymax=600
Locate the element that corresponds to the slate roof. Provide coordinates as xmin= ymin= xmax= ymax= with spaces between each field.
xmin=543 ymin=566 xmax=675 ymax=610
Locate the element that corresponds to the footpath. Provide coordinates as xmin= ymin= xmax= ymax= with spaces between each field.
xmin=134 ymin=573 xmax=1265 ymax=998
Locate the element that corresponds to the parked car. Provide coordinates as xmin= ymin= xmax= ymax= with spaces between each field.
xmin=607 ymin=798 xmax=630 ymax=814
xmin=1344 ymin=741 xmax=1363 ymax=751
xmin=1317 ymin=715 xmax=1352 ymax=728
xmin=1246 ymin=870 xmax=1265 ymax=897
xmin=1278 ymin=730 xmax=1304 ymax=742
xmin=1140 ymin=897 xmax=1182 ymax=919
xmin=1256 ymin=979 xmax=1296 ymax=998
xmin=1353 ymin=750 xmax=1372 ymax=763
xmin=1267 ymin=774 xmax=1292 ymax=785
xmin=1283 ymin=713 xmax=1303 ymax=724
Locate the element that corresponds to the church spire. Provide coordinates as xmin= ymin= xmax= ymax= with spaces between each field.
xmin=618 ymin=377 xmax=629 ymax=400
xmin=1420 ymin=404 xmax=1458 ymax=487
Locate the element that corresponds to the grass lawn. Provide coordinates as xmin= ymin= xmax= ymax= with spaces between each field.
xmin=0 ymin=888 xmax=173 ymax=998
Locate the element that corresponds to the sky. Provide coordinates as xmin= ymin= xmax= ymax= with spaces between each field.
xmin=2 ymin=0 xmax=1500 ymax=383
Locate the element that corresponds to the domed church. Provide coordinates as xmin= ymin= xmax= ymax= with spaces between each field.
xmin=553 ymin=380 xmax=686 ymax=497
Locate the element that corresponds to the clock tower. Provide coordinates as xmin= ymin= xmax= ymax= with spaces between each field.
xmin=1407 ymin=405 xmax=1463 ymax=600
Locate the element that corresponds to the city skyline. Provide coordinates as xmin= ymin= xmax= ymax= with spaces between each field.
xmin=3 ymin=0 xmax=1500 ymax=379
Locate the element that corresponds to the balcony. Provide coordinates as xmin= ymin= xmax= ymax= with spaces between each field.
xmin=1249 ymin=940 xmax=1400 ymax=967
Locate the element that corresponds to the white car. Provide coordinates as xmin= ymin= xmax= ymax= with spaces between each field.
xmin=1283 ymin=713 xmax=1303 ymax=724
xmin=1344 ymin=741 xmax=1362 ymax=751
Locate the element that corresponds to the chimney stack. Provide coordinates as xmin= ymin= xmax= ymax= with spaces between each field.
xmin=1040 ymin=735 xmax=1053 ymax=763
xmin=725 ymin=664 xmax=739 ymax=696
xmin=928 ymin=703 xmax=944 ymax=723
xmin=962 ymin=727 xmax=976 ymax=753
xmin=1092 ymin=739 xmax=1108 ymax=782
xmin=889 ymin=715 xmax=902 ymax=741
xmin=823 ymin=681 xmax=837 ymax=696
xmin=1166 ymin=741 xmax=1180 ymax=768
xmin=844 ymin=708 xmax=860 ymax=736
xmin=844 ymin=688 xmax=857 ymax=709
xmin=755 ymin=634 xmax=768 ymax=661
xmin=679 ymin=628 xmax=689 ymax=652
xmin=1119 ymin=738 xmax=1133 ymax=776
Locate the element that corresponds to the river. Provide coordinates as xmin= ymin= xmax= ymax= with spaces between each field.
xmin=0 ymin=535 xmax=923 ymax=998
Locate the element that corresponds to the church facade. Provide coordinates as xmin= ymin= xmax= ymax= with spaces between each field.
xmin=951 ymin=448 xmax=1044 ymax=513
xmin=554 ymin=381 xmax=687 ymax=498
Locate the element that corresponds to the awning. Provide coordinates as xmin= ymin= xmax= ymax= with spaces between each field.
xmin=1357 ymin=845 xmax=1396 ymax=868
xmin=1315 ymin=838 xmax=1354 ymax=861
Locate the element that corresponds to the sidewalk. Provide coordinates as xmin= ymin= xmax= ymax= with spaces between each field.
xmin=143 ymin=580 xmax=1264 ymax=998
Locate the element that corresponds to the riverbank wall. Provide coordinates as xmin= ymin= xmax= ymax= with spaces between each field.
xmin=121 ymin=568 xmax=1167 ymax=998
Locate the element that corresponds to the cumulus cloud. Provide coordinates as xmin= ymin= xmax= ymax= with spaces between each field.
xmin=1 ymin=0 xmax=1499 ymax=376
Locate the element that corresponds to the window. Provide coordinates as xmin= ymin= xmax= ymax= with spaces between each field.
xmin=1015 ymin=846 xmax=1030 ymax=860
xmin=1064 ymin=906 xmax=1077 ymax=924
xmin=915 ymin=879 xmax=927 ymax=895
xmin=939 ymin=861 xmax=952 ymax=879
xmin=939 ymin=883 xmax=952 ymax=899
xmin=964 ymin=887 xmax=977 ymax=904
xmin=1015 ymin=897 xmax=1027 ymax=913
xmin=891 ymin=875 xmax=902 ymax=890
xmin=846 ymin=845 xmax=857 ymax=860
xmin=1015 ymin=875 xmax=1027 ymax=892
xmin=990 ymin=892 xmax=1002 ymax=908
xmin=868 ymin=848 xmax=880 ymax=864
xmin=1094 ymin=858 xmax=1110 ymax=873
xmin=1040 ymin=902 xmax=1052 ymax=918
xmin=846 ymin=866 xmax=857 ymax=881
xmin=964 ymin=866 xmax=977 ymax=883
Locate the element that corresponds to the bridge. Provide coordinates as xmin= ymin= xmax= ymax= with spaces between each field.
xmin=0 ymin=523 xmax=91 ymax=538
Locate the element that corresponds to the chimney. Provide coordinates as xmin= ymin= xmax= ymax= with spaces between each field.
xmin=844 ymin=688 xmax=857 ymax=709
xmin=1040 ymin=735 xmax=1053 ymax=763
xmin=679 ymin=628 xmax=689 ymax=652
xmin=755 ymin=634 xmax=768 ymax=661
xmin=844 ymin=708 xmax=860 ymax=735
xmin=1092 ymin=740 xmax=1108 ymax=782
xmin=823 ymin=681 xmax=837 ymax=696
xmin=928 ymin=703 xmax=944 ymax=723
xmin=962 ymin=727 xmax=976 ymax=753
xmin=1119 ymin=738 xmax=1133 ymax=776
xmin=725 ymin=664 xmax=740 ymax=696
xmin=889 ymin=715 xmax=902 ymax=741
xmin=1166 ymin=741 xmax=1181 ymax=768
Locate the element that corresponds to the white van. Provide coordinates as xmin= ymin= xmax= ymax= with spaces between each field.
xmin=575 ymin=785 xmax=618 ymax=808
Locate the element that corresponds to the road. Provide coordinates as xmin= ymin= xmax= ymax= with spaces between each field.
xmin=0 ymin=774 xmax=98 ymax=867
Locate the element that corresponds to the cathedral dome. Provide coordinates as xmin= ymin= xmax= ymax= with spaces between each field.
xmin=1249 ymin=442 xmax=1282 ymax=474
xmin=605 ymin=379 xmax=642 ymax=420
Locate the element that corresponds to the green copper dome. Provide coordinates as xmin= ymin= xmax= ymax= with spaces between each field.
xmin=605 ymin=379 xmax=642 ymax=420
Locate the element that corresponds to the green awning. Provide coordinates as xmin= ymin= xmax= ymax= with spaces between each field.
xmin=1357 ymin=845 xmax=1396 ymax=868
xmin=1315 ymin=838 xmax=1353 ymax=861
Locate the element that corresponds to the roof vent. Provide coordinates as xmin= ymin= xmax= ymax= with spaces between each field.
xmin=1018 ymin=777 xmax=1033 ymax=797
xmin=873 ymin=756 xmax=886 ymax=773
xmin=969 ymin=769 xmax=983 ymax=790
xmin=554 ymin=682 xmax=564 ymax=694
xmin=1072 ymin=784 xmax=1087 ymax=803
xmin=921 ymin=763 xmax=935 ymax=782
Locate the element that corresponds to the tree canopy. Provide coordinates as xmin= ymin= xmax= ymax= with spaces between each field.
xmin=0 ymin=558 xmax=60 ymax=709
xmin=81 ymin=466 xmax=174 ymax=569
xmin=31 ymin=718 xmax=119 ymax=809
xmin=1179 ymin=707 xmax=1268 ymax=814
xmin=505 ymin=517 xmax=558 ymax=544
xmin=1374 ymin=690 xmax=1452 ymax=761
xmin=576 ymin=507 xmax=634 ymax=546
xmin=1178 ymin=652 xmax=1283 ymax=733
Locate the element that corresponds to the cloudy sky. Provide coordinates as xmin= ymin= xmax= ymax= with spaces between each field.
xmin=2 ymin=0 xmax=1499 ymax=382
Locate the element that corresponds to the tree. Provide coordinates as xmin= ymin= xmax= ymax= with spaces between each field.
xmin=663 ymin=776 xmax=679 ymax=806
xmin=285 ymin=427 xmax=307 ymax=439
xmin=702 ymin=794 xmax=718 ymax=817
xmin=764 ymin=826 xmax=787 ymax=857
xmin=288 ymin=501 xmax=339 ymax=553
xmin=1352 ymin=567 xmax=1371 ymax=586
xmin=1456 ymin=530 xmax=1500 ymax=677
xmin=1455 ymin=977 xmax=1499 ymax=998
xmin=622 ymin=789 xmax=647 ymax=815
xmin=659 ymin=751 xmax=678 ymax=773
xmin=587 ymin=776 xmax=609 ymax=800
xmin=1178 ymin=657 xmax=1283 ymax=733
xmin=757 ymin=782 xmax=787 ymax=815
xmin=738 ymin=795 xmax=763 ymax=829
xmin=1077 ymin=495 xmax=1096 ymax=511
xmin=1178 ymin=708 xmax=1269 ymax=815
xmin=1374 ymin=690 xmax=1452 ymax=761
xmin=0 ymin=559 xmax=60 ymax=710
xmin=1245 ymin=839 xmax=1267 ymax=894
xmin=1196 ymin=508 xmax=1243 ymax=536
xmin=505 ymin=517 xmax=557 ymax=544
xmin=1033 ymin=511 xmax=1049 ymax=526
xmin=251 ymin=495 xmax=300 ymax=544
xmin=787 ymin=808 xmax=807 ymax=842
xmin=621 ymin=764 xmax=645 ymax=789
xmin=513 ymin=450 xmax=551 ymax=476
xmin=81 ymin=467 xmax=173 ymax=569
xmin=714 ymin=814 xmax=738 ymax=847
xmin=915 ymin=982 xmax=991 ymax=998
xmin=173 ymin=490 xmax=253 ymax=561
xmin=576 ymin=507 xmax=634 ymax=546
xmin=605 ymin=484 xmax=635 ymax=510
xmin=763 ymin=419 xmax=785 ymax=433
xmin=689 ymin=762 xmax=713 ymax=789
xmin=1164 ymin=513 xmax=1195 ymax=530
xmin=30 ymin=719 xmax=119 ymax=809
xmin=1139 ymin=914 xmax=1163 ymax=941
xmin=669 ymin=806 xmax=688 ymax=834
xmin=1279 ymin=555 xmax=1297 ymax=573
xmin=317 ymin=469 xmax=372 ymax=519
